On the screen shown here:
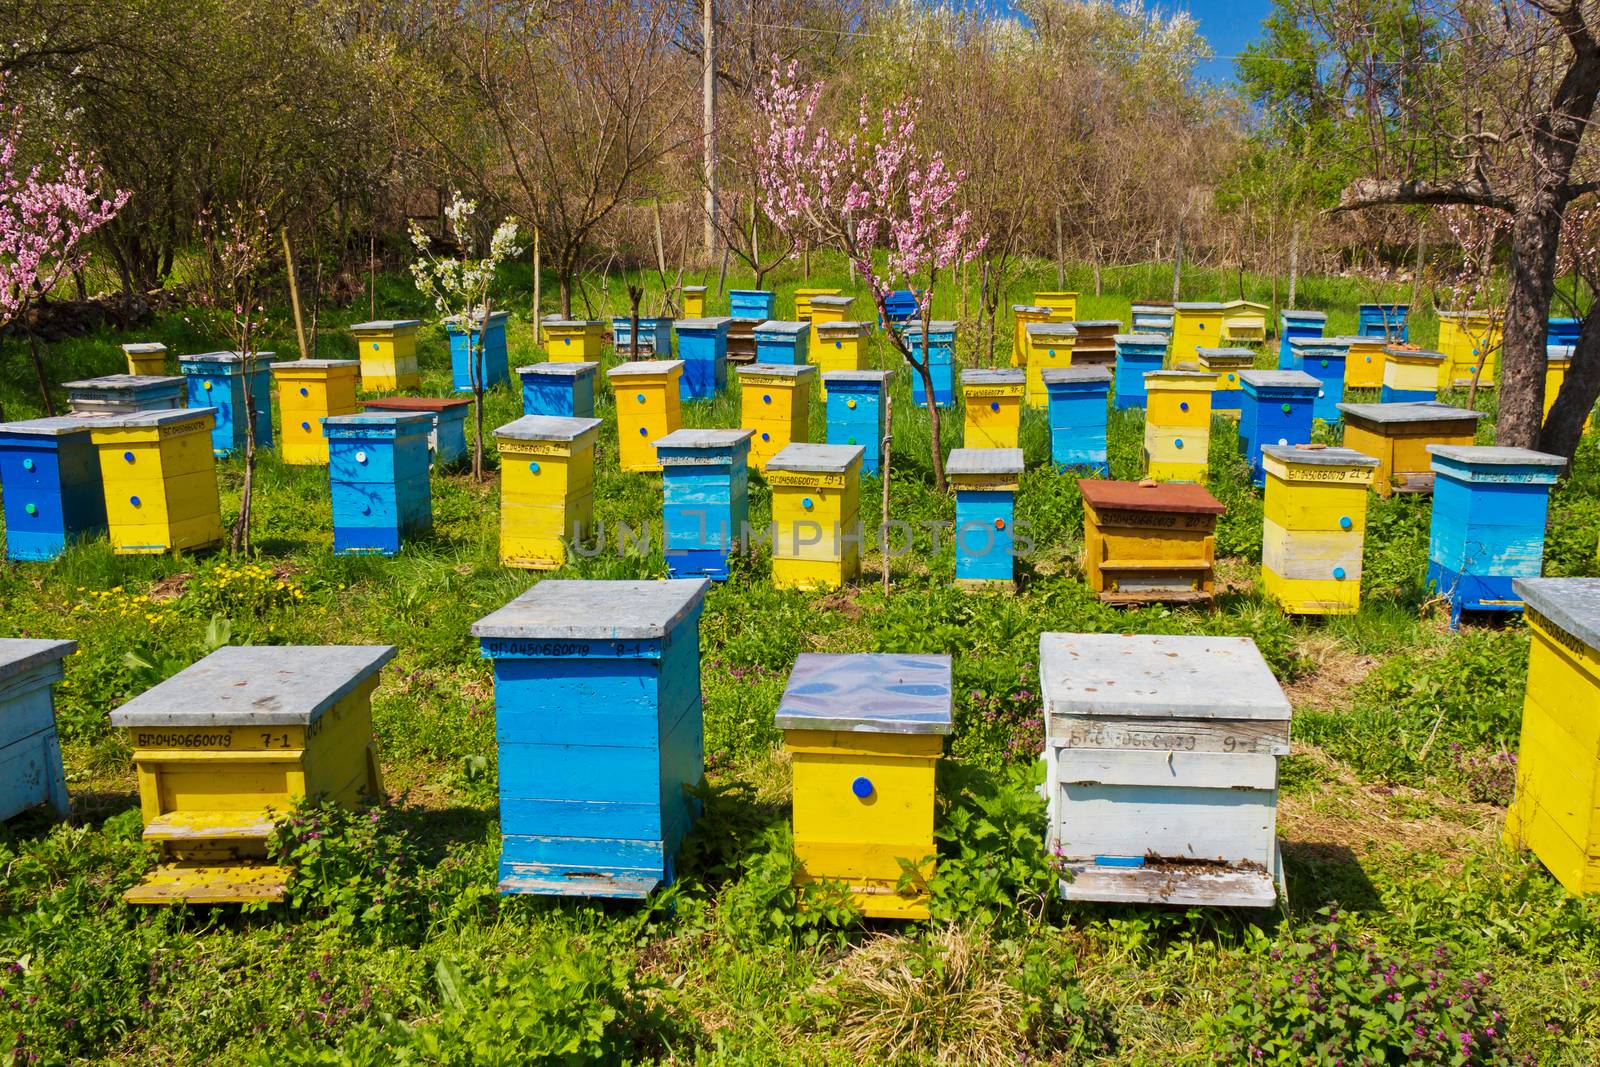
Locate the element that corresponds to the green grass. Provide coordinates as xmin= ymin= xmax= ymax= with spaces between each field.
xmin=2 ymin=255 xmax=1599 ymax=1064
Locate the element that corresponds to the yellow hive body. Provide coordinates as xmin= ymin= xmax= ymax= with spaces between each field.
xmin=1024 ymin=323 xmax=1077 ymax=407
xmin=274 ymin=360 xmax=360 ymax=465
xmin=90 ymin=409 xmax=224 ymax=555
xmin=543 ymin=320 xmax=607 ymax=362
xmin=1034 ymin=291 xmax=1080 ymax=322
xmin=740 ymin=363 xmax=816 ymax=469
xmin=1337 ymin=402 xmax=1485 ymax=498
xmin=1077 ymin=479 xmax=1226 ymax=605
xmin=1170 ymin=303 xmax=1226 ymax=364
xmin=813 ymin=322 xmax=869 ymax=399
xmin=349 ymin=320 xmax=421 ymax=391
xmin=494 ymin=415 xmax=601 ymax=569
xmin=1343 ymin=336 xmax=1388 ymax=389
xmin=608 ymin=360 xmax=684 ymax=472
xmin=1504 ymin=579 xmax=1600 ymax=894
xmin=1382 ymin=348 xmax=1445 ymax=399
xmin=1545 ymin=348 xmax=1571 ymax=420
xmin=681 ymin=286 xmax=706 ymax=318
xmin=1436 ymin=311 xmax=1501 ymax=389
xmin=1259 ymin=445 xmax=1377 ymax=615
xmin=1143 ymin=369 xmax=1214 ymax=482
xmin=1220 ymin=300 xmax=1268 ymax=344
xmin=807 ymin=295 xmax=855 ymax=352
xmin=961 ymin=369 xmax=1025 ymax=449
xmin=767 ymin=443 xmax=863 ymax=591
xmin=793 ymin=287 xmax=842 ymax=323
xmin=1011 ymin=305 xmax=1052 ymax=368
xmin=123 ymin=342 xmax=167 ymax=376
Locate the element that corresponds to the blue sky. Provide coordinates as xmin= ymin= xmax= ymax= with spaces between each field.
xmin=1170 ymin=0 xmax=1277 ymax=84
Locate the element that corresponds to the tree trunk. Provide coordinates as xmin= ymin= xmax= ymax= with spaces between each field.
xmin=628 ymin=285 xmax=643 ymax=360
xmin=1171 ymin=220 xmax=1184 ymax=301
xmin=24 ymin=317 xmax=55 ymax=416
xmin=1498 ymin=199 xmax=1564 ymax=449
xmin=1543 ymin=313 xmax=1600 ymax=458
xmin=282 ymin=229 xmax=310 ymax=360
xmin=1287 ymin=220 xmax=1300 ymax=308
xmin=1054 ymin=207 xmax=1065 ymax=289
xmin=1411 ymin=216 xmax=1424 ymax=313
xmin=559 ymin=273 xmax=574 ymax=318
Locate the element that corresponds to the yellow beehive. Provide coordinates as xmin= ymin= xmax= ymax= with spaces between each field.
xmin=1343 ymin=335 xmax=1388 ymax=390
xmin=767 ymin=443 xmax=862 ymax=591
xmin=1143 ymin=368 xmax=1214 ymax=482
xmin=1195 ymin=347 xmax=1255 ymax=414
xmin=1381 ymin=348 xmax=1445 ymax=403
xmin=90 ymin=408 xmax=224 ymax=555
xmin=794 ymin=287 xmax=842 ymax=323
xmin=274 ymin=360 xmax=360 ymax=465
xmin=1221 ymin=299 xmax=1269 ymax=344
xmin=1034 ymin=291 xmax=1080 ymax=322
xmin=112 ymin=644 xmax=393 ymax=904
xmin=961 ymin=368 xmax=1025 ymax=449
xmin=777 ymin=653 xmax=952 ymax=919
xmin=1337 ymin=401 xmax=1485 ymax=498
xmin=607 ymin=360 xmax=684 ymax=472
xmin=1011 ymin=305 xmax=1052 ymax=368
xmin=1546 ymin=346 xmax=1572 ymax=420
xmin=740 ymin=363 xmax=817 ymax=469
xmin=807 ymin=295 xmax=855 ymax=352
xmin=123 ymin=342 xmax=167 ymax=376
xmin=1505 ymin=578 xmax=1600 ymax=894
xmin=813 ymin=321 xmax=870 ymax=398
xmin=1024 ymin=322 xmax=1077 ymax=407
xmin=1078 ymin=479 xmax=1226 ymax=605
xmin=1437 ymin=310 xmax=1501 ymax=389
xmin=1171 ymin=302 xmax=1226 ymax=364
xmin=543 ymin=319 xmax=607 ymax=362
xmin=681 ymin=285 xmax=707 ymax=317
xmin=349 ymin=320 xmax=421 ymax=391
xmin=493 ymin=415 xmax=601 ymax=569
xmin=1259 ymin=444 xmax=1378 ymax=615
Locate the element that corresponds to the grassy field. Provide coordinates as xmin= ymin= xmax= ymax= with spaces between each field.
xmin=3 ymin=256 xmax=1599 ymax=1064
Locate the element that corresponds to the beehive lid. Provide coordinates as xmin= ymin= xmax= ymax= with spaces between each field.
xmin=962 ymin=368 xmax=1024 ymax=386
xmin=1174 ymin=302 xmax=1225 ymax=311
xmin=1114 ymin=333 xmax=1167 ymax=345
xmin=0 ymin=415 xmax=109 ymax=437
xmin=323 ymin=412 xmax=433 ymax=431
xmin=110 ymin=645 xmax=397 ymax=727
xmin=1077 ymin=478 xmax=1225 ymax=515
xmin=729 ymin=289 xmax=772 ymax=298
xmin=1130 ymin=301 xmax=1174 ymax=311
xmin=1068 ymin=319 xmax=1122 ymax=329
xmin=1012 ymin=304 xmax=1051 ymax=314
xmin=900 ymin=320 xmax=958 ymax=334
xmin=541 ymin=318 xmax=603 ymax=328
xmin=1041 ymin=366 xmax=1112 ymax=385
xmin=516 ymin=361 xmax=599 ymax=377
xmin=810 ymin=295 xmax=854 ymax=307
xmin=767 ymin=442 xmax=863 ymax=473
xmin=606 ymin=359 xmax=685 ymax=378
xmin=1025 ymin=322 xmax=1079 ymax=338
xmin=1337 ymin=401 xmax=1485 ymax=425
xmin=179 ymin=351 xmax=276 ymax=365
xmin=361 ymin=396 xmax=473 ymax=412
xmin=947 ymin=448 xmax=1023 ymax=477
xmin=1384 ymin=347 xmax=1444 ymax=362
xmin=775 ymin=653 xmax=953 ymax=734
xmin=1426 ymin=445 xmax=1565 ymax=469
xmin=271 ymin=359 xmax=358 ymax=370
xmin=472 ymin=579 xmax=710 ymax=640
xmin=754 ymin=320 xmax=809 ymax=336
xmin=1280 ymin=309 xmax=1327 ymax=322
xmin=739 ymin=362 xmax=817 ymax=380
xmin=493 ymin=414 xmax=603 ymax=442
xmin=1289 ymin=337 xmax=1348 ymax=352
xmin=1240 ymin=369 xmax=1319 ymax=390
xmin=1224 ymin=299 xmax=1269 ymax=311
xmin=122 ymin=342 xmax=167 ymax=354
xmin=93 ymin=407 xmax=218 ymax=429
xmin=822 ymin=369 xmax=892 ymax=385
xmin=62 ymin=374 xmax=184 ymax=392
xmin=816 ymin=320 xmax=870 ymax=332
xmin=675 ymin=316 xmax=734 ymax=329
xmin=349 ymin=319 xmax=421 ymax=331
xmin=1197 ymin=347 xmax=1256 ymax=364
xmin=1144 ymin=369 xmax=1213 ymax=383
xmin=683 ymin=285 xmax=707 ymax=294
xmin=454 ymin=309 xmax=510 ymax=323
xmin=1548 ymin=345 xmax=1575 ymax=361
xmin=1437 ymin=310 xmax=1489 ymax=321
xmin=1514 ymin=578 xmax=1600 ymax=650
xmin=1322 ymin=335 xmax=1370 ymax=346
xmin=1040 ymin=633 xmax=1290 ymax=720
xmin=654 ymin=428 xmax=754 ymax=451
xmin=1261 ymin=444 xmax=1378 ymax=468
xmin=0 ymin=638 xmax=77 ymax=682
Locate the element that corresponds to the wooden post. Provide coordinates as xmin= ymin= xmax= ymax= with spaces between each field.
xmin=1412 ymin=217 xmax=1425 ymax=312
xmin=368 ymin=230 xmax=376 ymax=321
xmin=1171 ymin=219 xmax=1184 ymax=301
xmin=1054 ymin=207 xmax=1065 ymax=289
xmin=880 ymin=392 xmax=892 ymax=596
xmin=702 ymin=0 xmax=717 ymax=261
xmin=1288 ymin=219 xmax=1300 ymax=309
xmin=282 ymin=228 xmax=309 ymax=361
xmin=533 ymin=225 xmax=542 ymax=346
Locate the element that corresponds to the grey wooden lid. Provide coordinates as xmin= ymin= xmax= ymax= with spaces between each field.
xmin=323 ymin=412 xmax=434 ymax=431
xmin=110 ymin=645 xmax=397 ymax=727
xmin=1196 ymin=347 xmax=1256 ymax=360
xmin=1025 ymin=323 xmax=1078 ymax=338
xmin=739 ymin=362 xmax=817 ymax=379
xmin=472 ymin=579 xmax=710 ymax=640
xmin=654 ymin=428 xmax=754 ymax=451
xmin=809 ymin=295 xmax=854 ymax=307
xmin=607 ymin=360 xmax=685 ymax=378
xmin=1280 ymin=309 xmax=1327 ymax=321
xmin=1426 ymin=445 xmax=1566 ymax=468
xmin=1288 ymin=336 xmax=1349 ymax=351
xmin=1012 ymin=304 xmax=1051 ymax=313
xmin=0 ymin=638 xmax=77 ymax=683
xmin=961 ymin=368 xmax=1024 ymax=386
xmin=1041 ymin=366 xmax=1112 ymax=385
xmin=1515 ymin=578 xmax=1600 ymax=649
xmin=493 ymin=415 xmax=603 ymax=442
xmin=821 ymin=369 xmax=892 ymax=384
xmin=350 ymin=319 xmax=421 ymax=331
xmin=901 ymin=320 xmax=958 ymax=333
xmin=775 ymin=653 xmax=953 ymax=734
xmin=767 ymin=442 xmax=863 ymax=473
xmin=0 ymin=415 xmax=108 ymax=436
xmin=271 ymin=359 xmax=358 ymax=370
xmin=1337 ymin=401 xmax=1484 ymax=424
xmin=121 ymin=342 xmax=167 ymax=354
xmin=516 ymin=361 xmax=599 ymax=377
xmin=1384 ymin=347 xmax=1444 ymax=361
xmin=1068 ymin=319 xmax=1122 ymax=328
xmin=93 ymin=407 xmax=218 ymax=429
xmin=1260 ymin=444 xmax=1378 ymax=468
xmin=1040 ymin=633 xmax=1290 ymax=721
xmin=1114 ymin=333 xmax=1168 ymax=345
xmin=675 ymin=317 xmax=734 ymax=329
xmin=1145 ymin=369 xmax=1214 ymax=382
xmin=682 ymin=285 xmax=707 ymax=293
xmin=542 ymin=318 xmax=603 ymax=328
xmin=1241 ymin=369 xmax=1320 ymax=389
xmin=1547 ymin=345 xmax=1575 ymax=360
xmin=62 ymin=374 xmax=184 ymax=390
xmin=179 ymin=351 xmax=277 ymax=365
xmin=754 ymin=320 xmax=809 ymax=335
xmin=947 ymin=447 xmax=1024 ymax=477
xmin=1174 ymin=301 xmax=1226 ymax=310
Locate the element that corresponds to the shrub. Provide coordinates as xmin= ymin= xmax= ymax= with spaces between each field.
xmin=924 ymin=761 xmax=1059 ymax=929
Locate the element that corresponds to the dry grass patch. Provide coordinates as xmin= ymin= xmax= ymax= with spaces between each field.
xmin=1283 ymin=633 xmax=1378 ymax=709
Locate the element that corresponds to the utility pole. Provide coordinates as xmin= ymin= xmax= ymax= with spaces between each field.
xmin=702 ymin=0 xmax=717 ymax=261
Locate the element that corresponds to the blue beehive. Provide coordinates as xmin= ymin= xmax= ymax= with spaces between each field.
xmin=753 ymin=320 xmax=810 ymax=365
xmin=1357 ymin=304 xmax=1410 ymax=341
xmin=1130 ymin=302 xmax=1175 ymax=339
xmin=0 ymin=638 xmax=76 ymax=822
xmin=902 ymin=320 xmax=957 ymax=407
xmin=949 ymin=448 xmax=1024 ymax=588
xmin=882 ymin=289 xmax=921 ymax=327
xmin=1285 ymin=336 xmax=1350 ymax=423
xmin=1042 ymin=366 xmax=1112 ymax=474
xmin=1112 ymin=333 xmax=1168 ymax=410
xmin=1239 ymin=370 xmax=1320 ymax=488
xmin=0 ymin=417 xmax=107 ymax=561
xmin=674 ymin=317 xmax=733 ymax=399
xmin=822 ymin=370 xmax=891 ymax=476
xmin=446 ymin=310 xmax=511 ymax=393
xmin=656 ymin=429 xmax=753 ymax=580
xmin=472 ymin=578 xmax=711 ymax=897
xmin=1278 ymin=310 xmax=1327 ymax=367
xmin=1426 ymin=445 xmax=1565 ymax=626
xmin=517 ymin=361 xmax=598 ymax=418
xmin=62 ymin=374 xmax=186 ymax=415
xmin=177 ymin=351 xmax=275 ymax=456
xmin=322 ymin=412 xmax=433 ymax=555
xmin=1548 ymin=317 xmax=1581 ymax=347
xmin=729 ymin=289 xmax=777 ymax=320
xmin=612 ymin=316 xmax=675 ymax=358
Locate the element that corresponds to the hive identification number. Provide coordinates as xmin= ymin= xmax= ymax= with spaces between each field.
xmin=135 ymin=731 xmax=234 ymax=749
xmin=1056 ymin=720 xmax=1284 ymax=754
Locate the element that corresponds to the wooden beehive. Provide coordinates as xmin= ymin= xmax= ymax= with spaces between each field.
xmin=1284 ymin=337 xmax=1349 ymax=424
xmin=822 ymin=370 xmax=890 ymax=476
xmin=793 ymin=287 xmax=842 ymax=323
xmin=473 ymin=579 xmax=710 ymax=897
xmin=961 ymin=368 xmax=1024 ymax=449
xmin=1337 ymin=401 xmax=1486 ymax=497
xmin=1357 ymin=303 xmax=1410 ymax=342
xmin=493 ymin=414 xmax=601 ymax=569
xmin=681 ymin=285 xmax=707 ymax=317
xmin=612 ymin=316 xmax=675 ymax=359
xmin=608 ymin=360 xmax=684 ymax=473
xmin=542 ymin=319 xmax=607 ymax=362
xmin=1221 ymin=299 xmax=1269 ymax=344
xmin=1342 ymin=336 xmax=1389 ymax=390
xmin=754 ymin=320 xmax=811 ymax=366
xmin=323 ymin=413 xmax=434 ymax=556
xmin=1130 ymin=301 xmax=1175 ymax=339
xmin=740 ymin=363 xmax=816 ymax=470
xmin=90 ymin=408 xmax=223 ymax=555
xmin=1195 ymin=347 xmax=1255 ymax=413
xmin=274 ymin=359 xmax=360 ymax=465
xmin=1549 ymin=317 xmax=1581 ymax=347
xmin=1042 ymin=366 xmax=1111 ymax=474
xmin=948 ymin=448 xmax=1024 ymax=589
xmin=1436 ymin=310 xmax=1501 ymax=389
xmin=768 ymin=443 xmax=863 ymax=591
xmin=807 ymin=294 xmax=854 ymax=350
xmin=1545 ymin=345 xmax=1572 ymax=419
xmin=445 ymin=309 xmax=511 ymax=392
xmin=1034 ymin=291 xmax=1080 ymax=322
xmin=1024 ymin=322 xmax=1077 ymax=408
xmin=1426 ymin=446 xmax=1564 ymax=625
xmin=0 ymin=416 xmax=108 ymax=561
xmin=1078 ymin=479 xmax=1225 ymax=605
xmin=361 ymin=397 xmax=472 ymax=469
xmin=1041 ymin=632 xmax=1289 ymax=907
xmin=674 ymin=317 xmax=732 ymax=400
xmin=1259 ymin=444 xmax=1377 ymax=615
xmin=63 ymin=374 xmax=185 ymax=415
xmin=1380 ymin=348 xmax=1444 ymax=404
xmin=1277 ymin=310 xmax=1327 ymax=366
xmin=178 ymin=351 xmax=275 ymax=457
xmin=903 ymin=321 xmax=957 ymax=408
xmin=1170 ymin=302 xmax=1225 ymax=364
xmin=0 ymin=638 xmax=76 ymax=822
xmin=1112 ymin=333 xmax=1167 ymax=410
xmin=883 ymin=290 xmax=921 ymax=328
xmin=123 ymin=342 xmax=167 ymax=376
xmin=349 ymin=319 xmax=421 ymax=391
xmin=1238 ymin=370 xmax=1319 ymax=488
xmin=656 ymin=428 xmax=754 ymax=581
xmin=814 ymin=321 xmax=871 ymax=396
xmin=114 ymin=644 xmax=393 ymax=904
xmin=1064 ymin=319 xmax=1120 ymax=368
xmin=777 ymin=652 xmax=952 ymax=919
xmin=1011 ymin=304 xmax=1053 ymax=368
xmin=517 ymin=361 xmax=599 ymax=418
xmin=729 ymin=289 xmax=777 ymax=321
xmin=1142 ymin=368 xmax=1213 ymax=483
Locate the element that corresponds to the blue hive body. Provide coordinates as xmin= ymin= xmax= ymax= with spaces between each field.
xmin=1112 ymin=333 xmax=1168 ymax=410
xmin=1548 ymin=318 xmax=1581 ymax=347
xmin=1425 ymin=446 xmax=1565 ymax=626
xmin=656 ymin=429 xmax=753 ymax=580
xmin=612 ymin=317 xmax=675 ymax=358
xmin=674 ymin=318 xmax=733 ymax=399
xmin=1042 ymin=366 xmax=1112 ymax=474
xmin=902 ymin=320 xmax=957 ymax=407
xmin=1239 ymin=370 xmax=1320 ymax=488
xmin=323 ymin=413 xmax=434 ymax=555
xmin=882 ymin=290 xmax=921 ymax=327
xmin=446 ymin=310 xmax=511 ymax=393
xmin=753 ymin=320 xmax=810 ymax=365
xmin=822 ymin=370 xmax=891 ymax=475
xmin=0 ymin=639 xmax=76 ymax=822
xmin=1278 ymin=310 xmax=1327 ymax=367
xmin=178 ymin=351 xmax=275 ymax=456
xmin=729 ymin=290 xmax=777 ymax=320
xmin=1130 ymin=302 xmax=1175 ymax=339
xmin=473 ymin=579 xmax=711 ymax=898
xmin=517 ymin=362 xmax=598 ymax=418
xmin=1284 ymin=336 xmax=1350 ymax=423
xmin=1357 ymin=304 xmax=1410 ymax=341
xmin=949 ymin=449 xmax=1024 ymax=586
xmin=0 ymin=417 xmax=108 ymax=561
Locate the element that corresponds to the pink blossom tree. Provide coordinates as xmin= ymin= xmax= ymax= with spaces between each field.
xmin=0 ymin=76 xmax=128 ymax=415
xmin=755 ymin=62 xmax=986 ymax=492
